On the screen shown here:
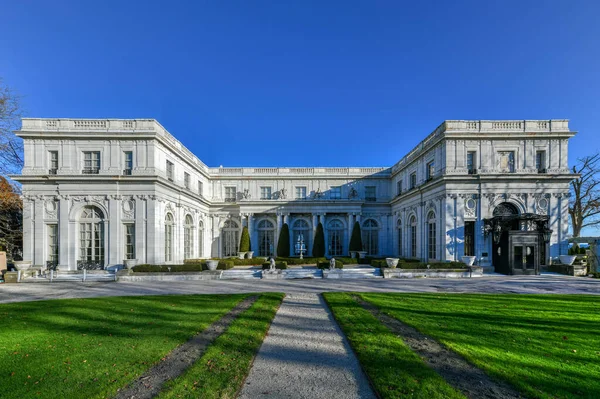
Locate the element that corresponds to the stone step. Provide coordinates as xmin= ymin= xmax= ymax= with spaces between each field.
xmin=282 ymin=269 xmax=323 ymax=279
xmin=220 ymin=269 xmax=262 ymax=279
xmin=324 ymin=268 xmax=383 ymax=279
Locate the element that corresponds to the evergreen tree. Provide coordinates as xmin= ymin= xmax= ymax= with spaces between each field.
xmin=276 ymin=223 xmax=290 ymax=257
xmin=239 ymin=226 xmax=250 ymax=252
xmin=312 ymin=222 xmax=325 ymax=257
xmin=349 ymin=221 xmax=363 ymax=253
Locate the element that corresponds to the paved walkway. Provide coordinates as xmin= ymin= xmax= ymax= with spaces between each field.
xmin=238 ymin=293 xmax=376 ymax=399
xmin=1 ymin=274 xmax=599 ymax=304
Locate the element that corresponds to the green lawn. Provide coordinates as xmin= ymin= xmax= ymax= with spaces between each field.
xmin=158 ymin=293 xmax=284 ymax=399
xmin=0 ymin=294 xmax=249 ymax=399
xmin=324 ymin=292 xmax=465 ymax=399
xmin=358 ymin=293 xmax=600 ymax=399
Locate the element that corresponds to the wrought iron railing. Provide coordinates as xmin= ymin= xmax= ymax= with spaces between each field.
xmin=77 ymin=260 xmax=104 ymax=270
xmin=46 ymin=261 xmax=59 ymax=271
xmin=82 ymin=168 xmax=100 ymax=175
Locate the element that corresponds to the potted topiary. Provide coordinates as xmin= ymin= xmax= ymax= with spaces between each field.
xmin=349 ymin=221 xmax=363 ymax=259
xmin=277 ymin=223 xmax=290 ymax=257
xmin=238 ymin=226 xmax=250 ymax=259
xmin=312 ymin=223 xmax=325 ymax=257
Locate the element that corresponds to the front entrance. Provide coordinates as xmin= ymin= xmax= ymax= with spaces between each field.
xmin=509 ymin=234 xmax=538 ymax=275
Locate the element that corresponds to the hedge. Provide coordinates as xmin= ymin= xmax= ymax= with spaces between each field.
xmin=261 ymin=261 xmax=288 ymax=270
xmin=132 ymin=261 xmax=235 ymax=272
xmin=317 ymin=260 xmax=343 ymax=269
xmin=275 ymin=257 xmax=327 ymax=265
xmin=398 ymin=261 xmax=466 ymax=270
xmin=184 ymin=258 xmax=266 ymax=266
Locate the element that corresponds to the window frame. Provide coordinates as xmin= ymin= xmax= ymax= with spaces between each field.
xmin=295 ymin=186 xmax=307 ymax=200
xmin=365 ymin=186 xmax=376 ymax=202
xmin=123 ymin=151 xmax=133 ymax=175
xmin=166 ymin=160 xmax=174 ymax=181
xmin=49 ymin=151 xmax=59 ymax=174
xmin=260 ymin=186 xmax=272 ymax=200
xmin=82 ymin=151 xmax=101 ymax=174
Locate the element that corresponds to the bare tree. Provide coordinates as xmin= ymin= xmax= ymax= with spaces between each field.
xmin=0 ymin=78 xmax=23 ymax=176
xmin=569 ymin=153 xmax=600 ymax=237
xmin=0 ymin=176 xmax=22 ymax=260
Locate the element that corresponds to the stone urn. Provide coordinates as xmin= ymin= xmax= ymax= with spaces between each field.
xmin=237 ymin=252 xmax=246 ymax=259
xmin=206 ymin=260 xmax=219 ymax=271
xmin=123 ymin=259 xmax=138 ymax=270
xmin=13 ymin=260 xmax=32 ymax=271
xmin=246 ymin=251 xmax=254 ymax=259
xmin=350 ymin=251 xmax=357 ymax=259
xmin=461 ymin=256 xmax=476 ymax=267
xmin=559 ymin=255 xmax=577 ymax=266
xmin=357 ymin=251 xmax=368 ymax=259
xmin=385 ymin=258 xmax=400 ymax=268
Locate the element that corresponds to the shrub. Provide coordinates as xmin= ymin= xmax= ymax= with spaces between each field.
xmin=275 ymin=257 xmax=326 ymax=265
xmin=239 ymin=226 xmax=251 ymax=252
xmin=132 ymin=264 xmax=165 ymax=272
xmin=132 ymin=264 xmax=204 ymax=273
xmin=261 ymin=261 xmax=288 ymax=270
xmin=312 ymin=223 xmax=325 ymax=257
xmin=349 ymin=221 xmax=363 ymax=253
xmin=398 ymin=262 xmax=466 ymax=270
xmin=335 ymin=257 xmax=358 ymax=265
xmin=317 ymin=260 xmax=343 ymax=269
xmin=370 ymin=259 xmax=388 ymax=268
xmin=277 ymin=223 xmax=290 ymax=257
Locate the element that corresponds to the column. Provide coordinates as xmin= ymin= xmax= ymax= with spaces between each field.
xmin=347 ymin=213 xmax=354 ymax=255
xmin=108 ymin=197 xmax=120 ymax=267
xmin=248 ymin=214 xmax=255 ymax=254
xmin=311 ymin=214 xmax=318 ymax=256
xmin=146 ymin=197 xmax=161 ymax=264
xmin=135 ymin=198 xmax=146 ymax=264
xmin=58 ymin=198 xmax=70 ymax=269
xmin=22 ymin=199 xmax=34 ymax=264
xmin=212 ymin=215 xmax=220 ymax=258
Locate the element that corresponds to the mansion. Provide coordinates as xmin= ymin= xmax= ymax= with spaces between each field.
xmin=14 ymin=119 xmax=576 ymax=273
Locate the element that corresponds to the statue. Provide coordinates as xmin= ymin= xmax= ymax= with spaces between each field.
xmin=313 ymin=188 xmax=323 ymax=199
xmin=269 ymin=257 xmax=276 ymax=271
xmin=279 ymin=188 xmax=287 ymax=199
xmin=348 ymin=188 xmax=358 ymax=199
xmin=329 ymin=258 xmax=336 ymax=270
xmin=242 ymin=189 xmax=250 ymax=199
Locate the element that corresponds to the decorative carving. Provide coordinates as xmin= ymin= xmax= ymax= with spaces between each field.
xmin=122 ymin=199 xmax=135 ymax=219
xmin=242 ymin=189 xmax=251 ymax=199
xmin=348 ymin=188 xmax=358 ymax=199
xmin=535 ymin=197 xmax=549 ymax=215
xmin=465 ymin=198 xmax=477 ymax=218
xmin=45 ymin=199 xmax=58 ymax=219
xmin=312 ymin=188 xmax=324 ymax=199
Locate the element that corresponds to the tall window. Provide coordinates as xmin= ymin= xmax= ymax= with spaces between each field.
xmin=49 ymin=151 xmax=58 ymax=174
xmin=123 ymin=151 xmax=133 ymax=175
xmin=222 ymin=220 xmax=239 ymax=257
xmin=426 ymin=161 xmax=435 ymax=180
xmin=257 ymin=220 xmax=275 ymax=256
xmin=184 ymin=172 xmax=190 ymax=189
xmin=327 ymin=219 xmax=344 ymax=256
xmin=467 ymin=151 xmax=476 ymax=174
xmin=260 ymin=186 xmax=272 ymax=200
xmin=427 ymin=212 xmax=437 ymax=260
xmin=365 ymin=186 xmax=376 ymax=202
xmin=410 ymin=215 xmax=417 ymax=258
xmin=164 ymin=213 xmax=174 ymax=262
xmin=47 ymin=224 xmax=59 ymax=264
xmin=292 ymin=219 xmax=310 ymax=255
xmin=225 ymin=187 xmax=236 ymax=202
xmin=397 ymin=180 xmax=402 ymax=196
xmin=295 ymin=186 xmax=307 ymax=200
xmin=184 ymin=215 xmax=193 ymax=259
xmin=330 ymin=186 xmax=341 ymax=199
xmin=125 ymin=224 xmax=135 ymax=260
xmin=536 ymin=151 xmax=546 ymax=173
xmin=198 ymin=180 xmax=203 ymax=196
xmin=79 ymin=206 xmax=104 ymax=267
xmin=498 ymin=151 xmax=515 ymax=173
xmin=397 ymin=219 xmax=402 ymax=257
xmin=83 ymin=151 xmax=100 ymax=174
xmin=362 ymin=219 xmax=379 ymax=256
xmin=464 ymin=221 xmax=475 ymax=257
xmin=198 ymin=220 xmax=204 ymax=257
xmin=166 ymin=160 xmax=174 ymax=181
xmin=410 ymin=172 xmax=417 ymax=189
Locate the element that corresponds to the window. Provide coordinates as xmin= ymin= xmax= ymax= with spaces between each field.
xmin=397 ymin=219 xmax=402 ymax=257
xmin=47 ymin=224 xmax=59 ymax=264
xmin=397 ymin=180 xmax=402 ymax=196
xmin=467 ymin=151 xmax=476 ymax=174
xmin=124 ymin=224 xmax=135 ymax=260
xmin=426 ymin=161 xmax=435 ymax=180
xmin=79 ymin=206 xmax=104 ymax=267
xmin=222 ymin=220 xmax=239 ymax=257
xmin=536 ymin=151 xmax=546 ymax=173
xmin=164 ymin=213 xmax=174 ymax=262
xmin=295 ymin=186 xmax=307 ymax=200
xmin=464 ymin=221 xmax=475 ymax=257
xmin=327 ymin=219 xmax=344 ymax=256
xmin=257 ymin=219 xmax=275 ymax=256
xmin=330 ymin=186 xmax=341 ymax=199
xmin=184 ymin=215 xmax=193 ymax=259
xmin=293 ymin=219 xmax=310 ymax=255
xmin=123 ymin=151 xmax=133 ymax=175
xmin=260 ymin=186 xmax=272 ymax=200
xmin=365 ymin=186 xmax=376 ymax=202
xmin=198 ymin=180 xmax=203 ymax=196
xmin=427 ymin=212 xmax=437 ymax=260
xmin=498 ymin=151 xmax=515 ymax=173
xmin=362 ymin=219 xmax=379 ymax=256
xmin=225 ymin=187 xmax=236 ymax=202
xmin=49 ymin=151 xmax=58 ymax=174
xmin=410 ymin=173 xmax=417 ymax=189
xmin=410 ymin=215 xmax=417 ymax=258
xmin=83 ymin=151 xmax=100 ymax=174
xmin=184 ymin=172 xmax=190 ymax=189
xmin=166 ymin=160 xmax=174 ymax=181
xmin=198 ymin=220 xmax=204 ymax=257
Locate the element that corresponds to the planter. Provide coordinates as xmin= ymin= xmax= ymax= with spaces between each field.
xmin=385 ymin=258 xmax=400 ymax=268
xmin=350 ymin=251 xmax=357 ymax=259
xmin=123 ymin=259 xmax=138 ymax=270
xmin=246 ymin=251 xmax=254 ymax=259
xmin=237 ymin=252 xmax=247 ymax=259
xmin=206 ymin=260 xmax=219 ymax=271
xmin=357 ymin=251 xmax=367 ymax=259
xmin=559 ymin=255 xmax=577 ymax=266
xmin=461 ymin=256 xmax=476 ymax=266
xmin=13 ymin=260 xmax=32 ymax=271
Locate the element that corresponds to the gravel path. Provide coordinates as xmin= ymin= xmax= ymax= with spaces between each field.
xmin=238 ymin=293 xmax=376 ymax=399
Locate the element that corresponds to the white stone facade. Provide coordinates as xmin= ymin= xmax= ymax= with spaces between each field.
xmin=14 ymin=119 xmax=576 ymax=271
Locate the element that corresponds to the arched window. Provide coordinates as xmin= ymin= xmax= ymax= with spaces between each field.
xmin=165 ymin=213 xmax=174 ymax=262
xmin=362 ymin=219 xmax=379 ymax=256
xmin=198 ymin=220 xmax=204 ymax=258
xmin=257 ymin=219 xmax=275 ymax=257
xmin=184 ymin=214 xmax=193 ymax=260
xmin=292 ymin=219 xmax=310 ymax=255
xmin=410 ymin=215 xmax=417 ymax=258
xmin=328 ymin=219 xmax=344 ymax=256
xmin=427 ymin=211 xmax=436 ymax=260
xmin=222 ymin=220 xmax=239 ymax=257
xmin=79 ymin=206 xmax=105 ymax=268
xmin=493 ymin=202 xmax=519 ymax=216
xmin=397 ymin=219 xmax=402 ymax=257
